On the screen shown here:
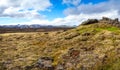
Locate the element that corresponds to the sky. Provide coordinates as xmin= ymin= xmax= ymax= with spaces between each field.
xmin=0 ymin=0 xmax=120 ymax=26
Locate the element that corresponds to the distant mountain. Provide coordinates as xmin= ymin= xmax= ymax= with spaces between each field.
xmin=0 ymin=24 xmax=76 ymax=33
xmin=0 ymin=24 xmax=76 ymax=29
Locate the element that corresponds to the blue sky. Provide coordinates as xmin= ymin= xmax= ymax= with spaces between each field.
xmin=0 ymin=0 xmax=119 ymax=25
xmin=42 ymin=0 xmax=109 ymax=20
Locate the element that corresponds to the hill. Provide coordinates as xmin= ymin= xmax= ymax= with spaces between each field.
xmin=0 ymin=17 xmax=120 ymax=70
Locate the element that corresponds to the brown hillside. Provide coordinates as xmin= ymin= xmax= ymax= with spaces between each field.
xmin=0 ymin=17 xmax=120 ymax=70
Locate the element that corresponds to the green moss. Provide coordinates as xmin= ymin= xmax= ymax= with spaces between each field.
xmin=94 ymin=27 xmax=119 ymax=33
xmin=77 ymin=24 xmax=120 ymax=35
xmin=105 ymin=27 xmax=119 ymax=31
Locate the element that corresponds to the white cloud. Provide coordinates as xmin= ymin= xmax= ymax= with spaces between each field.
xmin=6 ymin=9 xmax=119 ymax=26
xmin=61 ymin=0 xmax=120 ymax=26
xmin=0 ymin=0 xmax=52 ymax=18
xmin=63 ymin=0 xmax=120 ymax=16
xmin=63 ymin=0 xmax=81 ymax=6
xmin=2 ymin=7 xmax=44 ymax=19
xmin=0 ymin=0 xmax=120 ymax=26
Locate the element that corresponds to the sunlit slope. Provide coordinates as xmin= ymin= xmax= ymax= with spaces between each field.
xmin=0 ymin=18 xmax=120 ymax=70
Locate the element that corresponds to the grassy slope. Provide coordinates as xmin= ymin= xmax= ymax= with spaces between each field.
xmin=0 ymin=23 xmax=120 ymax=70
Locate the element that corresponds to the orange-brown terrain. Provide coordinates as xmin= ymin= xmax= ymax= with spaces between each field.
xmin=0 ymin=17 xmax=120 ymax=70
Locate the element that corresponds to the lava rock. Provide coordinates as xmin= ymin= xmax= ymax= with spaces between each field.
xmin=34 ymin=57 xmax=54 ymax=70
xmin=81 ymin=19 xmax=98 ymax=25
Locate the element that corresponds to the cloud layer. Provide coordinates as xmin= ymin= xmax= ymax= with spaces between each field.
xmin=61 ymin=0 xmax=120 ymax=25
xmin=63 ymin=0 xmax=120 ymax=16
xmin=0 ymin=0 xmax=52 ymax=18
xmin=0 ymin=0 xmax=120 ymax=26
xmin=7 ymin=10 xmax=118 ymax=26
xmin=63 ymin=0 xmax=81 ymax=6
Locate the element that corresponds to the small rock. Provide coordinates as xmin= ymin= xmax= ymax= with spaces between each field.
xmin=34 ymin=57 xmax=54 ymax=70
xmin=82 ymin=32 xmax=91 ymax=36
xmin=25 ymin=65 xmax=33 ymax=70
xmin=56 ymin=63 xmax=64 ymax=70
xmin=69 ymin=49 xmax=80 ymax=58
xmin=0 ymin=36 xmax=2 ymax=41
xmin=117 ymin=48 xmax=120 ymax=54
xmin=10 ymin=66 xmax=23 ymax=70
xmin=81 ymin=46 xmax=94 ymax=51
xmin=102 ymin=55 xmax=108 ymax=64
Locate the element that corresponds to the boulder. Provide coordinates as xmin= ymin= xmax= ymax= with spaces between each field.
xmin=101 ymin=17 xmax=111 ymax=21
xmin=100 ymin=17 xmax=120 ymax=25
xmin=81 ymin=19 xmax=98 ymax=25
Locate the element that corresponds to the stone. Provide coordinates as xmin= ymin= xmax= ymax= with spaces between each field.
xmin=81 ymin=46 xmax=94 ymax=51
xmin=114 ymin=18 xmax=119 ymax=22
xmin=69 ymin=49 xmax=80 ymax=58
xmin=102 ymin=55 xmax=108 ymax=64
xmin=25 ymin=65 xmax=33 ymax=70
xmin=34 ymin=57 xmax=54 ymax=70
xmin=56 ymin=63 xmax=65 ymax=70
xmin=82 ymin=32 xmax=91 ymax=36
xmin=10 ymin=66 xmax=23 ymax=70
xmin=101 ymin=17 xmax=120 ymax=26
xmin=117 ymin=48 xmax=120 ymax=54
xmin=0 ymin=36 xmax=2 ymax=41
xmin=102 ymin=17 xmax=111 ymax=21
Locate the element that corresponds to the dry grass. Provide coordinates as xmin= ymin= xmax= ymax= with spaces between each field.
xmin=0 ymin=23 xmax=120 ymax=70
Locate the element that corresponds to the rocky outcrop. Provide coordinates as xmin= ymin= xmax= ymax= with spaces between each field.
xmin=55 ymin=48 xmax=80 ymax=70
xmin=81 ymin=19 xmax=99 ymax=25
xmin=100 ymin=17 xmax=120 ymax=26
xmin=81 ymin=17 xmax=120 ymax=27
xmin=25 ymin=57 xmax=54 ymax=70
